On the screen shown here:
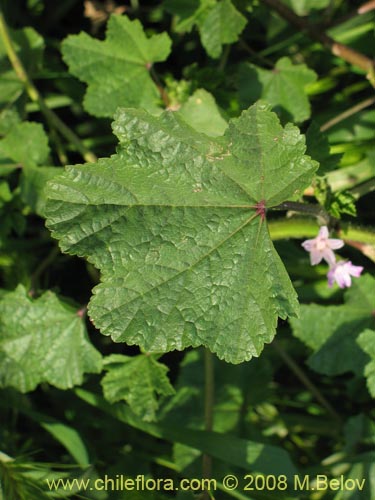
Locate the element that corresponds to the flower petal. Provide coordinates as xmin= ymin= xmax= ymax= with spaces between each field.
xmin=327 ymin=238 xmax=344 ymax=250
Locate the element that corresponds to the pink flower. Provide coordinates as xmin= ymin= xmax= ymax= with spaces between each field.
xmin=327 ymin=261 xmax=363 ymax=288
xmin=301 ymin=226 xmax=344 ymax=265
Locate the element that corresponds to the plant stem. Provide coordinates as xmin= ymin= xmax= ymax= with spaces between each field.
xmin=149 ymin=65 xmax=170 ymax=108
xmin=218 ymin=44 xmax=231 ymax=71
xmin=272 ymin=201 xmax=330 ymax=225
xmin=30 ymin=246 xmax=61 ymax=291
xmin=202 ymin=348 xmax=215 ymax=499
xmin=272 ymin=341 xmax=342 ymax=424
xmin=320 ymin=96 xmax=375 ymax=132
xmin=260 ymin=0 xmax=375 ymax=86
xmin=0 ymin=11 xmax=97 ymax=163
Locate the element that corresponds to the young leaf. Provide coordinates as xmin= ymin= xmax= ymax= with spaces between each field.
xmin=177 ymin=88 xmax=227 ymax=136
xmin=0 ymin=122 xmax=49 ymax=167
xmin=0 ymin=121 xmax=62 ymax=216
xmin=45 ymin=102 xmax=317 ymax=364
xmin=357 ymin=329 xmax=375 ymax=397
xmin=101 ymin=354 xmax=174 ymax=421
xmin=0 ymin=286 xmax=102 ymax=392
xmin=198 ymin=0 xmax=247 ymax=59
xmin=239 ymin=57 xmax=317 ymax=123
xmin=61 ymin=14 xmax=171 ymax=117
xmin=291 ymin=274 xmax=375 ymax=375
xmin=165 ymin=0 xmax=247 ymax=58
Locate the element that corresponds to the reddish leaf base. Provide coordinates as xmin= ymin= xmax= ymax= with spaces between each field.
xmin=254 ymin=199 xmax=267 ymax=221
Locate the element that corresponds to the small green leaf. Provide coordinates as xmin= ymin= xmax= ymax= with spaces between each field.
xmin=357 ymin=329 xmax=375 ymax=397
xmin=0 ymin=108 xmax=21 ymax=136
xmin=166 ymin=0 xmax=247 ymax=58
xmin=0 ymin=286 xmax=102 ymax=392
xmin=291 ymin=275 xmax=375 ymax=375
xmin=199 ymin=0 xmax=247 ymax=58
xmin=314 ymin=177 xmax=357 ymax=218
xmin=62 ymin=14 xmax=171 ymax=117
xmin=0 ymin=122 xmax=50 ymax=167
xmin=177 ymin=88 xmax=227 ymax=136
xmin=46 ymin=102 xmax=317 ymax=363
xmin=239 ymin=57 xmax=317 ymax=122
xmin=101 ymin=354 xmax=174 ymax=421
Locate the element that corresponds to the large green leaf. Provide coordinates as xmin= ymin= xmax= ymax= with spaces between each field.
xmin=62 ymin=14 xmax=171 ymax=117
xmin=0 ymin=286 xmax=102 ymax=392
xmin=101 ymin=354 xmax=175 ymax=421
xmin=239 ymin=57 xmax=317 ymax=123
xmin=290 ymin=274 xmax=375 ymax=375
xmin=46 ymin=102 xmax=317 ymax=363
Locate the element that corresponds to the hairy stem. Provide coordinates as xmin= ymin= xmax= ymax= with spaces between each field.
xmin=0 ymin=12 xmax=97 ymax=163
xmin=272 ymin=201 xmax=330 ymax=225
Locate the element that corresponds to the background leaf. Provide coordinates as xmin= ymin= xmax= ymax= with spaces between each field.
xmin=101 ymin=354 xmax=175 ymax=421
xmin=290 ymin=274 xmax=375 ymax=376
xmin=177 ymin=88 xmax=227 ymax=136
xmin=0 ymin=122 xmax=49 ymax=167
xmin=0 ymin=286 xmax=102 ymax=392
xmin=62 ymin=14 xmax=171 ymax=117
xmin=165 ymin=0 xmax=246 ymax=58
xmin=239 ymin=57 xmax=317 ymax=122
xmin=357 ymin=329 xmax=375 ymax=397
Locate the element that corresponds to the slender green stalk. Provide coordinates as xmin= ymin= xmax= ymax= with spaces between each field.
xmin=30 ymin=246 xmax=61 ymax=291
xmin=0 ymin=11 xmax=97 ymax=163
xmin=149 ymin=66 xmax=170 ymax=107
xmin=202 ymin=348 xmax=215 ymax=499
xmin=218 ymin=44 xmax=231 ymax=71
xmin=320 ymin=96 xmax=375 ymax=131
xmin=272 ymin=341 xmax=342 ymax=424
